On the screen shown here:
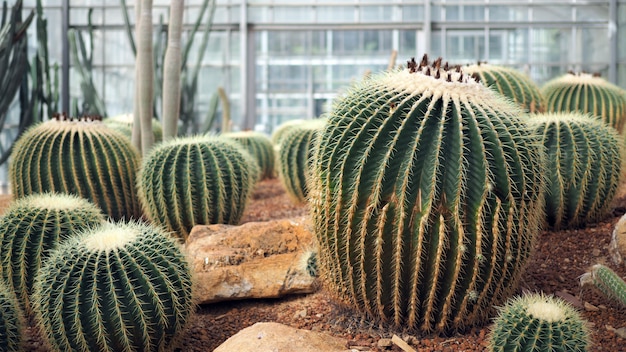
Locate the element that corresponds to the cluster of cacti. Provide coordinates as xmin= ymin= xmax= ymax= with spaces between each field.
xmin=138 ymin=136 xmax=259 ymax=240
xmin=464 ymin=63 xmax=545 ymax=113
xmin=32 ymin=221 xmax=194 ymax=352
xmin=9 ymin=114 xmax=142 ymax=220
xmin=310 ymin=55 xmax=545 ymax=334
xmin=277 ymin=124 xmax=323 ymax=203
xmin=0 ymin=193 xmax=104 ymax=314
xmin=527 ymin=112 xmax=623 ymax=230
xmin=580 ymin=264 xmax=626 ymax=308
xmin=0 ymin=280 xmax=23 ymax=352
xmin=542 ymin=72 xmax=626 ymax=134
xmin=223 ymin=131 xmax=276 ymax=180
xmin=488 ymin=293 xmax=590 ymax=352
xmin=103 ymin=113 xmax=163 ymax=142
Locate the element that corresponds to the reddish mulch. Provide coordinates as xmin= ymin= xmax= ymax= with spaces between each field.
xmin=7 ymin=178 xmax=626 ymax=351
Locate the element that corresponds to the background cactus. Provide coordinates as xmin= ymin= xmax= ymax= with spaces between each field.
xmin=223 ymin=131 xmax=275 ymax=180
xmin=542 ymin=72 xmax=626 ymax=134
xmin=138 ymin=136 xmax=258 ymax=240
xmin=488 ymin=293 xmax=590 ymax=352
xmin=9 ymin=114 xmax=142 ymax=220
xmin=527 ymin=112 xmax=623 ymax=230
xmin=310 ymin=55 xmax=545 ymax=334
xmin=580 ymin=264 xmax=626 ymax=308
xmin=271 ymin=119 xmax=306 ymax=146
xmin=463 ymin=63 xmax=545 ymax=113
xmin=32 ymin=221 xmax=194 ymax=352
xmin=0 ymin=280 xmax=23 ymax=352
xmin=0 ymin=193 xmax=104 ymax=314
xmin=277 ymin=124 xmax=322 ymax=203
xmin=103 ymin=113 xmax=163 ymax=143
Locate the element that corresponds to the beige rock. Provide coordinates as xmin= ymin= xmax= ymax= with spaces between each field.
xmin=184 ymin=217 xmax=318 ymax=304
xmin=610 ymin=213 xmax=626 ymax=266
xmin=213 ymin=322 xmax=347 ymax=352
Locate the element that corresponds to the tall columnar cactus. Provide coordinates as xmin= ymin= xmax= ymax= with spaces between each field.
xmin=310 ymin=55 xmax=545 ymax=334
xmin=277 ymin=124 xmax=322 ymax=203
xmin=488 ymin=293 xmax=590 ymax=352
xmin=542 ymin=72 xmax=626 ymax=134
xmin=528 ymin=113 xmax=623 ymax=230
xmin=463 ymin=63 xmax=545 ymax=113
xmin=223 ymin=131 xmax=275 ymax=180
xmin=580 ymin=264 xmax=626 ymax=308
xmin=0 ymin=193 xmax=104 ymax=314
xmin=9 ymin=114 xmax=142 ymax=220
xmin=32 ymin=221 xmax=194 ymax=352
xmin=0 ymin=280 xmax=23 ymax=352
xmin=103 ymin=113 xmax=163 ymax=143
xmin=138 ymin=136 xmax=258 ymax=240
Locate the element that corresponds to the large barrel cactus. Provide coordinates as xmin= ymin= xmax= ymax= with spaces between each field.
xmin=542 ymin=72 xmax=626 ymax=133
xmin=32 ymin=221 xmax=194 ymax=352
xmin=223 ymin=131 xmax=276 ymax=180
xmin=138 ymin=136 xmax=258 ymax=240
xmin=103 ymin=113 xmax=163 ymax=143
xmin=0 ymin=280 xmax=23 ymax=352
xmin=464 ymin=63 xmax=545 ymax=113
xmin=310 ymin=55 xmax=545 ymax=334
xmin=0 ymin=193 xmax=105 ymax=314
xmin=9 ymin=114 xmax=142 ymax=220
xmin=528 ymin=113 xmax=623 ymax=230
xmin=277 ymin=124 xmax=323 ymax=203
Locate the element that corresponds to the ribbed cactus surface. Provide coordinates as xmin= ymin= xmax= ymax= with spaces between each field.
xmin=32 ymin=221 xmax=194 ymax=352
xmin=0 ymin=281 xmax=23 ymax=352
xmin=310 ymin=55 xmax=545 ymax=334
xmin=464 ymin=63 xmax=545 ymax=113
xmin=103 ymin=113 xmax=163 ymax=143
xmin=528 ymin=113 xmax=623 ymax=230
xmin=581 ymin=264 xmax=626 ymax=308
xmin=223 ymin=131 xmax=276 ymax=180
xmin=138 ymin=136 xmax=258 ymax=240
xmin=277 ymin=125 xmax=322 ymax=203
xmin=488 ymin=293 xmax=590 ymax=352
xmin=0 ymin=193 xmax=104 ymax=314
xmin=542 ymin=72 xmax=626 ymax=133
xmin=9 ymin=115 xmax=142 ymax=220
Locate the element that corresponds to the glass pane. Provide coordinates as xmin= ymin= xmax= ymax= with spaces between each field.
xmin=402 ymin=5 xmax=424 ymax=22
xmin=360 ymin=6 xmax=392 ymax=22
xmin=317 ymin=6 xmax=354 ymax=23
xmin=533 ymin=6 xmax=572 ymax=22
xmin=576 ymin=5 xmax=608 ymax=22
xmin=274 ymin=6 xmax=313 ymax=23
xmin=489 ymin=6 xmax=528 ymax=22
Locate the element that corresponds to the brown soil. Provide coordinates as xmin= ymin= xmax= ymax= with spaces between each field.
xmin=6 ymin=178 xmax=626 ymax=351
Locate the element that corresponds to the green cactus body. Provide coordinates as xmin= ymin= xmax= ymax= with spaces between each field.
xmin=542 ymin=72 xmax=626 ymax=134
xmin=581 ymin=264 xmax=626 ymax=308
xmin=9 ymin=115 xmax=142 ymax=220
xmin=32 ymin=221 xmax=194 ymax=352
xmin=271 ymin=119 xmax=306 ymax=146
xmin=310 ymin=56 xmax=545 ymax=334
xmin=528 ymin=113 xmax=623 ymax=230
xmin=223 ymin=131 xmax=276 ymax=180
xmin=277 ymin=125 xmax=322 ymax=203
xmin=103 ymin=113 xmax=163 ymax=143
xmin=138 ymin=136 xmax=258 ymax=240
xmin=488 ymin=293 xmax=590 ymax=352
xmin=0 ymin=193 xmax=105 ymax=314
xmin=464 ymin=63 xmax=545 ymax=113
xmin=0 ymin=281 xmax=23 ymax=352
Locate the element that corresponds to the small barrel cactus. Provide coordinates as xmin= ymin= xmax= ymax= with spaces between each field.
xmin=464 ymin=63 xmax=545 ymax=113
xmin=488 ymin=293 xmax=590 ymax=352
xmin=528 ymin=112 xmax=623 ymax=230
xmin=580 ymin=264 xmax=626 ymax=308
xmin=0 ymin=193 xmax=105 ymax=314
xmin=310 ymin=55 xmax=545 ymax=334
xmin=103 ymin=113 xmax=163 ymax=143
xmin=138 ymin=136 xmax=258 ymax=240
xmin=277 ymin=124 xmax=322 ymax=203
xmin=0 ymin=280 xmax=23 ymax=352
xmin=542 ymin=72 xmax=626 ymax=133
xmin=32 ymin=221 xmax=194 ymax=352
xmin=9 ymin=114 xmax=142 ymax=220
xmin=223 ymin=131 xmax=276 ymax=180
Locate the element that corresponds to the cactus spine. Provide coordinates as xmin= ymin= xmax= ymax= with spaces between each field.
xmin=542 ymin=72 xmax=626 ymax=134
xmin=138 ymin=136 xmax=258 ymax=240
xmin=488 ymin=293 xmax=590 ymax=352
xmin=0 ymin=280 xmax=23 ymax=352
xmin=310 ymin=55 xmax=545 ymax=334
xmin=9 ymin=115 xmax=142 ymax=220
xmin=0 ymin=193 xmax=104 ymax=314
xmin=32 ymin=221 xmax=194 ymax=352
xmin=223 ymin=131 xmax=276 ymax=180
xmin=581 ymin=264 xmax=626 ymax=308
xmin=463 ymin=63 xmax=545 ymax=113
xmin=103 ymin=113 xmax=163 ymax=143
xmin=528 ymin=113 xmax=623 ymax=230
xmin=277 ymin=125 xmax=322 ymax=203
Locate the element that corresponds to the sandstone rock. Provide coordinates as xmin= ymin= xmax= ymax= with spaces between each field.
xmin=610 ymin=213 xmax=626 ymax=266
xmin=213 ymin=322 xmax=348 ymax=352
xmin=184 ymin=217 xmax=318 ymax=304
